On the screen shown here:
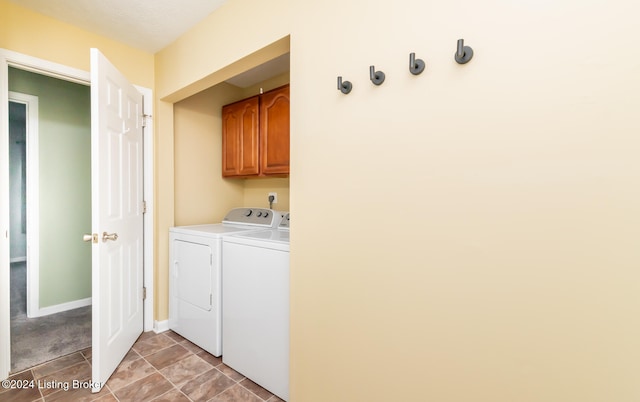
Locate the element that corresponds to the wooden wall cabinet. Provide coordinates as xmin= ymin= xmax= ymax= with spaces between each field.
xmin=222 ymin=84 xmax=289 ymax=178
xmin=222 ymin=96 xmax=260 ymax=176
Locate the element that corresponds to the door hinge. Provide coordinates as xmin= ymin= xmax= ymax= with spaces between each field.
xmin=142 ymin=200 xmax=147 ymax=214
xmin=210 ymin=294 xmax=213 ymax=305
xmin=142 ymin=114 xmax=152 ymax=128
xmin=143 ymin=287 xmax=147 ymax=300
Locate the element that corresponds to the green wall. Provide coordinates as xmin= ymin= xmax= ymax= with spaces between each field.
xmin=9 ymin=67 xmax=91 ymax=308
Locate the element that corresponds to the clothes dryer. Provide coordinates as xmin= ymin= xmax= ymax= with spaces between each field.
xmin=168 ymin=208 xmax=282 ymax=356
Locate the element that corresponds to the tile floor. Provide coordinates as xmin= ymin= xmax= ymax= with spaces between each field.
xmin=1 ymin=330 xmax=285 ymax=402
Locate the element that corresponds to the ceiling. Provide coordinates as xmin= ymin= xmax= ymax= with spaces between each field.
xmin=8 ymin=0 xmax=228 ymax=53
xmin=225 ymin=53 xmax=290 ymax=88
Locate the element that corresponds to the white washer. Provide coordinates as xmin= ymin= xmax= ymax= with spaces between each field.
xmin=169 ymin=208 xmax=282 ymax=357
xmin=222 ymin=212 xmax=290 ymax=401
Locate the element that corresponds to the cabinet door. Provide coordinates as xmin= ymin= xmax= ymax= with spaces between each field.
xmin=221 ymin=102 xmax=240 ymax=177
xmin=260 ymin=85 xmax=290 ymax=175
xmin=222 ymin=97 xmax=259 ymax=177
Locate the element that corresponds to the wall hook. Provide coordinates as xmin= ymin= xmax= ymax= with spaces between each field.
xmin=369 ymin=66 xmax=385 ymax=85
xmin=454 ymin=39 xmax=473 ymax=64
xmin=337 ymin=76 xmax=352 ymax=94
xmin=409 ymin=53 xmax=425 ymax=75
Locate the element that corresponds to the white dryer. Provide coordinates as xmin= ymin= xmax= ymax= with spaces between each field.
xmin=169 ymin=208 xmax=282 ymax=357
xmin=222 ymin=212 xmax=290 ymax=400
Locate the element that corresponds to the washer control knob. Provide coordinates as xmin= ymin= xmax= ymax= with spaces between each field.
xmin=245 ymin=209 xmax=253 ymax=217
xmin=264 ymin=212 xmax=269 ymax=218
xmin=257 ymin=211 xmax=263 ymax=217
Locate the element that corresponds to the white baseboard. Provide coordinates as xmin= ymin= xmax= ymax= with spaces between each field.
xmin=29 ymin=297 xmax=92 ymax=318
xmin=10 ymin=256 xmax=26 ymax=263
xmin=154 ymin=320 xmax=169 ymax=334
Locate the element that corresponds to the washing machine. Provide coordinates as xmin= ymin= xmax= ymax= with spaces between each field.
xmin=222 ymin=212 xmax=290 ymax=401
xmin=168 ymin=208 xmax=282 ymax=357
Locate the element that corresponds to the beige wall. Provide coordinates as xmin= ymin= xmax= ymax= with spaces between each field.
xmin=154 ymin=4 xmax=290 ymax=101
xmin=173 ymin=82 xmax=244 ymax=226
xmin=243 ymin=178 xmax=290 ymax=212
xmin=6 ymin=0 xmax=637 ymax=399
xmin=173 ymin=72 xmax=290 ymax=226
xmin=238 ymin=72 xmax=290 ymax=99
xmin=158 ymin=0 xmax=640 ymax=400
xmin=0 ymin=0 xmax=153 ymax=88
xmin=294 ymin=1 xmax=640 ymax=400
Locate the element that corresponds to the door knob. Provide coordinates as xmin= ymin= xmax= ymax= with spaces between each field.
xmin=83 ymin=233 xmax=97 ymax=243
xmin=102 ymin=232 xmax=118 ymax=242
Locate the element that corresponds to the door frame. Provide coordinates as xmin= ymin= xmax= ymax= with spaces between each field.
xmin=0 ymin=48 xmax=154 ymax=379
xmin=8 ymin=91 xmax=41 ymax=318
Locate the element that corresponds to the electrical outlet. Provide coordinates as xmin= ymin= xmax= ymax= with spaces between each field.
xmin=268 ymin=192 xmax=278 ymax=204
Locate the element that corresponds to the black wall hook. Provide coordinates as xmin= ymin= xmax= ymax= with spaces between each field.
xmin=369 ymin=66 xmax=385 ymax=85
xmin=454 ymin=39 xmax=473 ymax=64
xmin=409 ymin=53 xmax=425 ymax=75
xmin=337 ymin=76 xmax=352 ymax=94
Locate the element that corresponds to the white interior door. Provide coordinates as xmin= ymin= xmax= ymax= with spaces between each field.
xmin=90 ymin=48 xmax=144 ymax=392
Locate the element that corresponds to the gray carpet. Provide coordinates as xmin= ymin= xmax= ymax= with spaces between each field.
xmin=10 ymin=262 xmax=92 ymax=373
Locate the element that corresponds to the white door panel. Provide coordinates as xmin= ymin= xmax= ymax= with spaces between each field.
xmin=175 ymin=240 xmax=213 ymax=311
xmin=90 ymin=48 xmax=144 ymax=392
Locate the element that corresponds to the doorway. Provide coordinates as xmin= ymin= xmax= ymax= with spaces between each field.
xmin=8 ymin=68 xmax=92 ymax=373
xmin=0 ymin=48 xmax=155 ymax=381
